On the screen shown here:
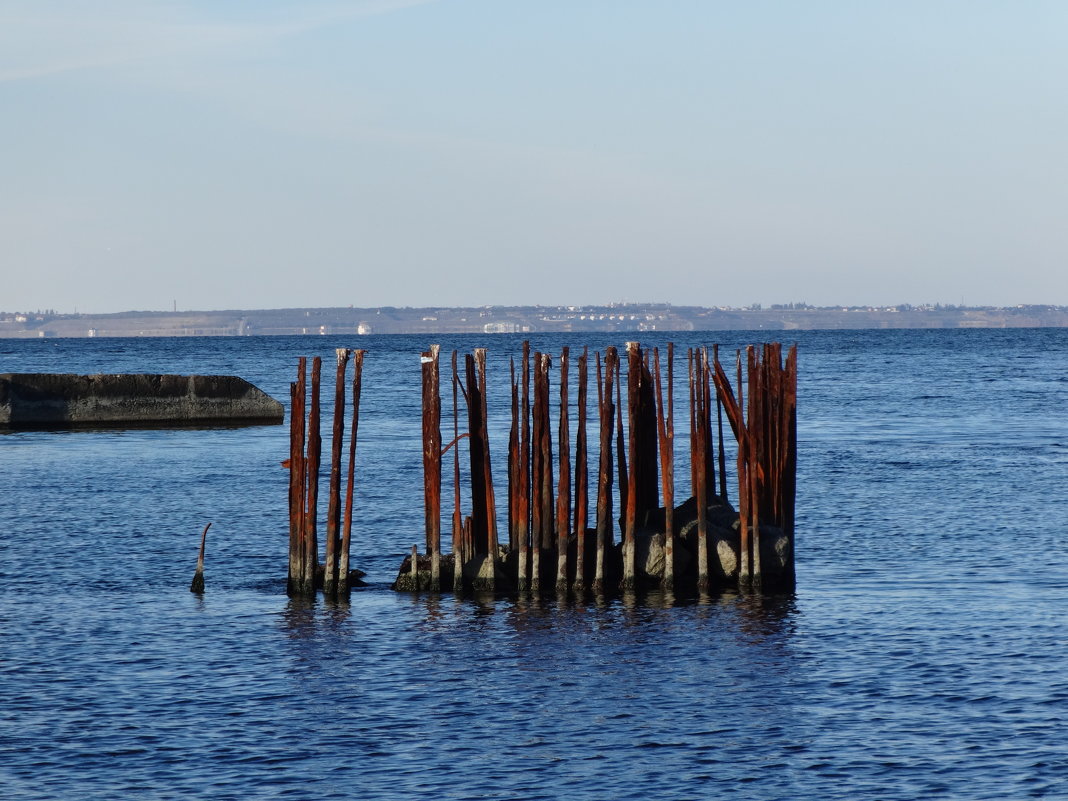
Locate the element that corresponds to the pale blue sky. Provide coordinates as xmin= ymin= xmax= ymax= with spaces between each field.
xmin=2 ymin=1 xmax=1066 ymax=313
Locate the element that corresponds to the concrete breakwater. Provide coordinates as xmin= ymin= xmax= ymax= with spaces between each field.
xmin=0 ymin=373 xmax=284 ymax=428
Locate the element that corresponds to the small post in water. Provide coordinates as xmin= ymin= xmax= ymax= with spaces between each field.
xmin=189 ymin=522 xmax=211 ymax=594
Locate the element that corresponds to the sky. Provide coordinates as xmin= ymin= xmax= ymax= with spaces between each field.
xmin=2 ymin=0 xmax=1066 ymax=313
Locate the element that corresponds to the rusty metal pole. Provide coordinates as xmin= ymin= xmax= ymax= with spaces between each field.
xmin=517 ymin=342 xmax=531 ymax=593
xmin=422 ymin=346 xmax=442 ymax=592
xmin=324 ymin=347 xmax=351 ymax=599
xmin=302 ymin=356 xmax=323 ymax=597
xmin=622 ymin=342 xmax=641 ymax=592
xmin=555 ymin=347 xmax=571 ymax=594
xmin=594 ymin=348 xmax=616 ymax=595
xmin=339 ymin=349 xmax=364 ymax=597
xmin=654 ymin=346 xmax=675 ymax=592
xmin=573 ymin=347 xmax=589 ymax=595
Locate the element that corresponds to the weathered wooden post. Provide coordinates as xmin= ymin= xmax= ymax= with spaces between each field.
xmin=615 ymin=356 xmax=628 ymax=526
xmin=784 ymin=344 xmax=798 ymax=586
xmin=622 ymin=342 xmax=641 ymax=592
xmin=422 ymin=345 xmax=442 ymax=592
xmin=475 ymin=349 xmax=498 ymax=561
xmin=694 ymin=349 xmax=710 ymax=594
xmin=508 ymin=358 xmax=519 ymax=552
xmin=339 ymin=349 xmax=364 ymax=597
xmin=302 ymin=356 xmax=323 ymax=597
xmin=530 ymin=352 xmax=553 ymax=595
xmin=555 ymin=347 xmax=571 ymax=594
xmin=573 ymin=347 xmax=589 ymax=595
xmin=517 ymin=343 xmax=532 ymax=593
xmin=654 ymin=345 xmax=674 ymax=592
xmin=451 ymin=351 xmax=464 ymax=594
xmin=714 ymin=344 xmax=728 ymax=502
xmin=324 ymin=347 xmax=351 ymax=599
xmin=594 ymin=348 xmax=617 ymax=595
xmin=287 ymin=357 xmax=307 ymax=597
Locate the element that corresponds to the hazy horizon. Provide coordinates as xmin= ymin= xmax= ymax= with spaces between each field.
xmin=4 ymin=2 xmax=1066 ymax=314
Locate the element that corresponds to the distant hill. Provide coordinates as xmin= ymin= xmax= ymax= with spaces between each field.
xmin=2 ymin=303 xmax=1066 ymax=339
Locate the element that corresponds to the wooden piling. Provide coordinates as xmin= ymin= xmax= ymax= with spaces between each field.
xmin=422 ymin=346 xmax=442 ymax=592
xmin=693 ymin=349 xmax=710 ymax=594
xmin=555 ymin=347 xmax=571 ymax=594
xmin=714 ymin=344 xmax=728 ymax=502
xmin=573 ymin=347 xmax=589 ymax=595
xmin=701 ymin=346 xmax=716 ymax=506
xmin=654 ymin=346 xmax=674 ymax=592
xmin=622 ymin=342 xmax=641 ymax=592
xmin=451 ymin=351 xmax=464 ymax=594
xmin=615 ymin=355 xmax=628 ymax=527
xmin=287 ymin=357 xmax=307 ymax=597
xmin=475 ymin=349 xmax=499 ymax=561
xmin=747 ymin=345 xmax=762 ymax=588
xmin=508 ymin=358 xmax=519 ymax=552
xmin=517 ymin=343 xmax=531 ymax=593
xmin=301 ymin=356 xmax=323 ymax=597
xmin=594 ymin=348 xmax=617 ymax=595
xmin=464 ymin=354 xmax=488 ymax=556
xmin=339 ymin=349 xmax=364 ymax=596
xmin=324 ymin=347 xmax=351 ymax=599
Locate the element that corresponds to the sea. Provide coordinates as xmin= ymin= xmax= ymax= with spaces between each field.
xmin=1 ymin=328 xmax=1066 ymax=801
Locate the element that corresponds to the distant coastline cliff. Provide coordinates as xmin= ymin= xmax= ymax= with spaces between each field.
xmin=1 ymin=303 xmax=1066 ymax=339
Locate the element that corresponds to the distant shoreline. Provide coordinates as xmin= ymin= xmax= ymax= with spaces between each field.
xmin=2 ymin=303 xmax=1066 ymax=339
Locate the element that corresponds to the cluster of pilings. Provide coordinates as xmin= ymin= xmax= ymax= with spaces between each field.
xmin=287 ymin=348 xmax=366 ymax=599
xmin=401 ymin=341 xmax=797 ymax=596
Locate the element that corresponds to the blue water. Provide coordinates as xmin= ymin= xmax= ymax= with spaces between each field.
xmin=1 ymin=329 xmax=1066 ymax=800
